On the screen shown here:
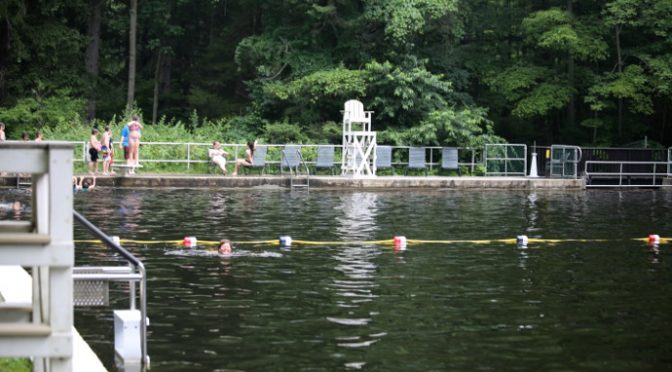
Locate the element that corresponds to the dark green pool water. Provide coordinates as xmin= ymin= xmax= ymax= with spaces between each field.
xmin=70 ymin=188 xmax=672 ymax=371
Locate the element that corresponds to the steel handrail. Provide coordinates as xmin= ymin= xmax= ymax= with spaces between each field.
xmin=73 ymin=210 xmax=148 ymax=368
xmin=584 ymin=160 xmax=670 ymax=187
xmin=63 ymin=140 xmax=482 ymax=173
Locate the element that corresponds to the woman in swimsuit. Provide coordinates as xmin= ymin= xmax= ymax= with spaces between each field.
xmin=127 ymin=116 xmax=143 ymax=174
xmin=208 ymin=141 xmax=229 ymax=175
xmin=232 ymin=140 xmax=256 ymax=176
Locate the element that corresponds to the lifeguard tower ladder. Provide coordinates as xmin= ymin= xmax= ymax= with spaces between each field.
xmin=0 ymin=142 xmax=75 ymax=371
xmin=341 ymin=100 xmax=377 ymax=177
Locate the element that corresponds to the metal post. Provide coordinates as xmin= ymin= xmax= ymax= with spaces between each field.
xmin=471 ymin=149 xmax=475 ymax=174
xmin=504 ymin=147 xmax=508 ymax=175
xmin=429 ymin=148 xmax=434 ymax=172
xmin=129 ymin=263 xmax=136 ymax=310
xmin=187 ymin=143 xmax=191 ymax=171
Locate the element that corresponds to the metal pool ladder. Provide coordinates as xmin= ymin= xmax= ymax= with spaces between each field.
xmin=73 ymin=210 xmax=150 ymax=369
xmin=282 ymin=146 xmax=310 ymax=189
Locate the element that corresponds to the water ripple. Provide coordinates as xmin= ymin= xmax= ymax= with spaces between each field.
xmin=72 ymin=189 xmax=672 ymax=371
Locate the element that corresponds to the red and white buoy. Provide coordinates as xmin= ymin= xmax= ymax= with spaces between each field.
xmin=648 ymin=234 xmax=660 ymax=246
xmin=183 ymin=236 xmax=198 ymax=247
xmin=393 ymin=236 xmax=407 ymax=250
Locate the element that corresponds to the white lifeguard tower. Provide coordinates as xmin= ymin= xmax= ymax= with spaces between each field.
xmin=341 ymin=100 xmax=377 ymax=177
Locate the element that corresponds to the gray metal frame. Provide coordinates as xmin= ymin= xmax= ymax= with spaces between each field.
xmin=550 ymin=145 xmax=582 ymax=179
xmin=60 ymin=140 xmax=483 ymax=175
xmin=73 ymin=211 xmax=149 ymax=368
xmin=484 ymin=144 xmax=527 ymax=176
xmin=0 ymin=142 xmax=74 ymax=371
xmin=584 ymin=160 xmax=670 ymax=187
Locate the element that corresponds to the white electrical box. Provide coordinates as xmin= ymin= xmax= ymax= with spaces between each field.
xmin=114 ymin=310 xmax=142 ymax=363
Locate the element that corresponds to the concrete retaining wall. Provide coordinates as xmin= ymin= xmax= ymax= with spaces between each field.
xmin=0 ymin=175 xmax=585 ymax=190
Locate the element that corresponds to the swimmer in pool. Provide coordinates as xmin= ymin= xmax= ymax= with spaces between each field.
xmin=0 ymin=201 xmax=22 ymax=213
xmin=218 ymin=239 xmax=233 ymax=254
xmin=73 ymin=176 xmax=96 ymax=191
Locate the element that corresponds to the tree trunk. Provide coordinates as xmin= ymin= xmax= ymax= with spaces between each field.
xmin=161 ymin=55 xmax=171 ymax=94
xmin=661 ymin=100 xmax=667 ymax=141
xmin=566 ymin=0 xmax=575 ymax=132
xmin=85 ymin=0 xmax=103 ymax=123
xmin=0 ymin=18 xmax=11 ymax=103
xmin=126 ymin=0 xmax=138 ymax=112
xmin=152 ymin=53 xmax=161 ymax=124
xmin=615 ymin=26 xmax=624 ymax=141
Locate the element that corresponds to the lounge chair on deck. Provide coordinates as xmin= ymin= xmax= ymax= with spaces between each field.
xmin=441 ymin=147 xmax=461 ymax=175
xmin=406 ymin=147 xmax=427 ymax=176
xmin=244 ymin=145 xmax=267 ymax=175
xmin=375 ymin=146 xmax=394 ymax=175
xmin=281 ymin=145 xmax=302 ymax=174
xmin=315 ymin=145 xmax=336 ymax=175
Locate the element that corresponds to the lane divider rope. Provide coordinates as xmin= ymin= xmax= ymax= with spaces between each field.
xmin=73 ymin=237 xmax=670 ymax=246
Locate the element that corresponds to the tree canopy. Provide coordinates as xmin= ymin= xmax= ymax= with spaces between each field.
xmin=1 ymin=0 xmax=672 ymax=147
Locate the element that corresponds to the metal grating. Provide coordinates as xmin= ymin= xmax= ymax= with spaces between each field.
xmin=73 ymin=280 xmax=109 ymax=307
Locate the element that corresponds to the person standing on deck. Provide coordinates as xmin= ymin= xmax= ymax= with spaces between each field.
xmin=88 ymin=128 xmax=102 ymax=174
xmin=119 ymin=122 xmax=130 ymax=162
xmin=101 ymin=126 xmax=112 ymax=175
xmin=126 ymin=116 xmax=143 ymax=174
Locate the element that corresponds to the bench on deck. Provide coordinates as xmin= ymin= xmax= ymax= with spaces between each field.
xmin=111 ymin=164 xmax=143 ymax=176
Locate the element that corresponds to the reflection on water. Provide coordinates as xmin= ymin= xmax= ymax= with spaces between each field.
xmin=70 ymin=189 xmax=672 ymax=371
xmin=335 ymin=192 xmax=379 ymax=238
xmin=0 ymin=188 xmax=32 ymax=221
xmin=115 ymin=191 xmax=144 ymax=233
xmin=331 ymin=193 xmax=382 ymax=368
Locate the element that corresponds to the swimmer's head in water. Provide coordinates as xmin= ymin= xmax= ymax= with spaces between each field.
xmin=82 ymin=180 xmax=91 ymax=189
xmin=218 ymin=239 xmax=232 ymax=254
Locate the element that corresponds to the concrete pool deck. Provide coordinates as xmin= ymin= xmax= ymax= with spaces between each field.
xmin=1 ymin=174 xmax=585 ymax=189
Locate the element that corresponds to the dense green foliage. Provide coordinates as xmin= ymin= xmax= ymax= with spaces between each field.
xmin=1 ymin=0 xmax=672 ymax=146
xmin=0 ymin=358 xmax=31 ymax=372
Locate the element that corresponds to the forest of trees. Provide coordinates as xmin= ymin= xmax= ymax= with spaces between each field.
xmin=1 ymin=0 xmax=672 ymax=148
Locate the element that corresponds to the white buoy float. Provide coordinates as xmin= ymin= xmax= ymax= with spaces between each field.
xmin=279 ymin=236 xmax=292 ymax=247
xmin=111 ymin=236 xmax=121 ymax=245
xmin=516 ymin=235 xmax=528 ymax=248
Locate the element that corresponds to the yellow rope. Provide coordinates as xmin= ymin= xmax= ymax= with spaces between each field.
xmin=73 ymin=237 xmax=670 ymax=246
